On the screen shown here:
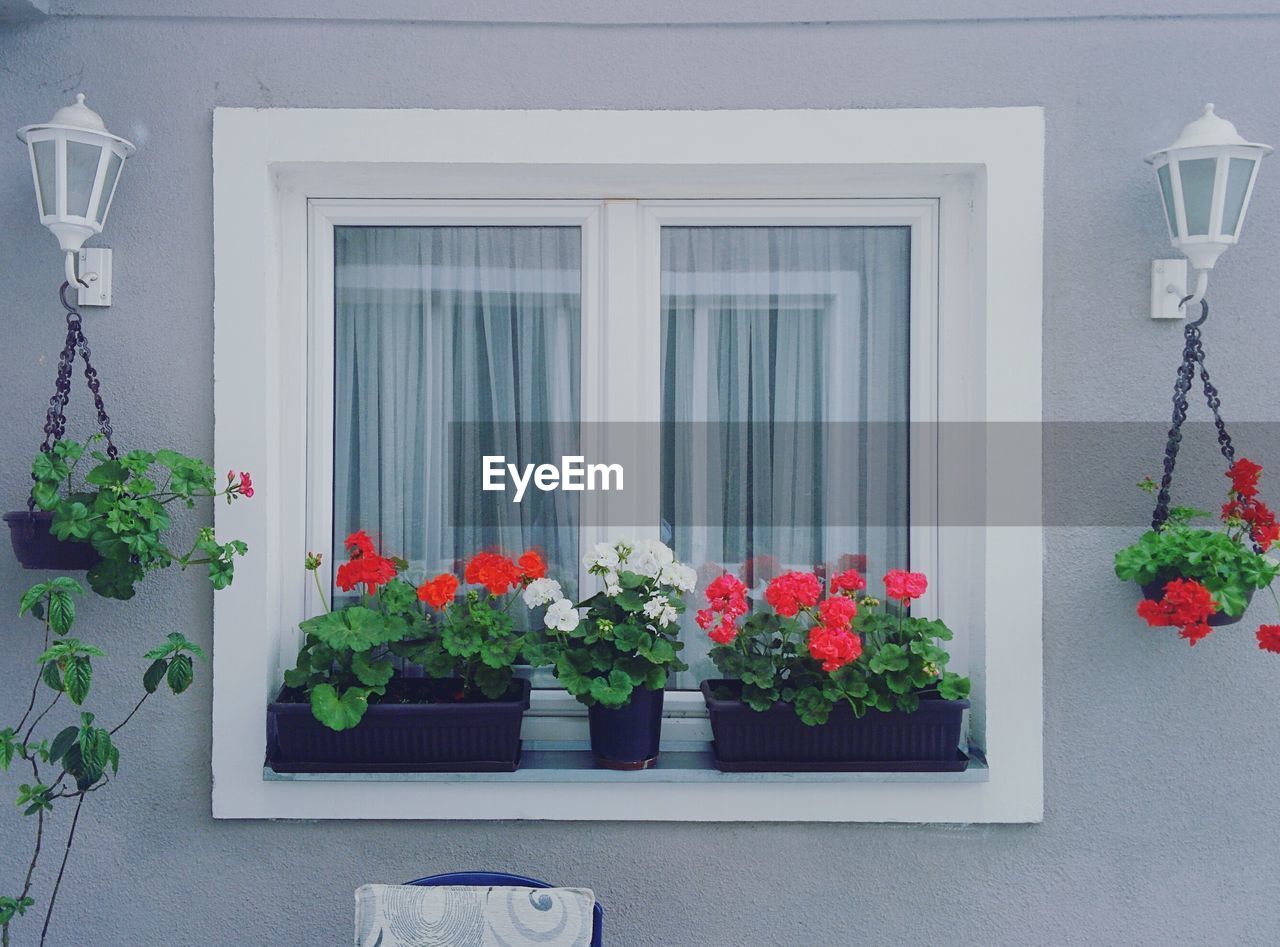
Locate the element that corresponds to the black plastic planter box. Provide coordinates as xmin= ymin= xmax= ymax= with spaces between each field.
xmin=701 ymin=680 xmax=969 ymax=772
xmin=267 ymin=678 xmax=530 ymax=773
xmin=4 ymin=511 xmax=100 ymax=571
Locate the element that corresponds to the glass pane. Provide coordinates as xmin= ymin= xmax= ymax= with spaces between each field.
xmin=65 ymin=140 xmax=102 ymax=219
xmin=32 ymin=139 xmax=56 ymax=217
xmin=661 ymin=226 xmax=911 ymax=687
xmin=1178 ymin=157 xmax=1217 ymax=236
xmin=1157 ymin=163 xmax=1178 ymax=238
xmin=94 ymin=151 xmax=123 ymax=225
xmin=1222 ymin=156 xmax=1256 ymax=237
xmin=333 ymin=226 xmax=581 ymax=621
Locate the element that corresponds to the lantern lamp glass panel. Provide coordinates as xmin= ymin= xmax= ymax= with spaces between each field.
xmin=1157 ymin=163 xmax=1178 ymax=238
xmin=1222 ymin=156 xmax=1256 ymax=237
xmin=1178 ymin=157 xmax=1218 ymax=236
xmin=94 ymin=150 xmax=123 ymax=225
xmin=66 ymin=140 xmax=103 ymax=219
xmin=32 ymin=139 xmax=56 ymax=218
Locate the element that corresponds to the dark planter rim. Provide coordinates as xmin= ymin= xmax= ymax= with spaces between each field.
xmin=269 ymin=676 xmax=532 ymax=713
xmin=700 ymin=679 xmax=970 ymax=714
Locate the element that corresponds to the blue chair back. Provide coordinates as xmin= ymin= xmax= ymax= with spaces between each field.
xmin=405 ymin=871 xmax=603 ymax=947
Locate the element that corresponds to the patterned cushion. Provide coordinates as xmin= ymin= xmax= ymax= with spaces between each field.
xmin=355 ymin=884 xmax=595 ymax=947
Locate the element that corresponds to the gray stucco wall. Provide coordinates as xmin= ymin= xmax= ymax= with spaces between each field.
xmin=3 ymin=6 xmax=1280 ymax=945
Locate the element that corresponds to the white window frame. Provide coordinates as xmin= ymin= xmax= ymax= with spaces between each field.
xmin=213 ymin=108 xmax=1044 ymax=822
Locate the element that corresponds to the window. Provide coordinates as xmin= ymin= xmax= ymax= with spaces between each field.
xmin=308 ymin=200 xmax=940 ymax=711
xmin=213 ymin=108 xmax=1044 ymax=821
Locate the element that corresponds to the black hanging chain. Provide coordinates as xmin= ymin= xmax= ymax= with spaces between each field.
xmin=26 ymin=283 xmax=119 ymax=519
xmin=1150 ymin=297 xmax=1245 ymax=540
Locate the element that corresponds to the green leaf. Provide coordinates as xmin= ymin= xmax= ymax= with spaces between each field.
xmin=143 ymin=658 xmax=168 ymax=694
xmin=50 ymin=502 xmax=94 ymax=541
xmin=64 ymin=656 xmax=92 ymax=705
xmin=18 ymin=582 xmax=48 ymax=618
xmin=617 ymin=570 xmax=647 ymax=589
xmin=309 ymin=684 xmax=369 ymax=731
xmin=86 ymin=557 xmax=144 ymax=601
xmin=937 ymin=672 xmax=971 ymax=701
xmin=48 ymin=725 xmax=78 ymax=764
xmin=32 ymin=451 xmax=69 ymax=485
xmin=85 ymin=460 xmax=128 ymax=486
xmin=47 ymin=588 xmax=77 ymax=635
xmin=0 ymin=729 xmax=15 ymax=772
xmin=166 ymin=654 xmax=194 ymax=694
xmin=473 ymin=664 xmax=514 ymax=699
xmin=868 ymin=642 xmax=910 ymax=674
xmin=614 ymin=590 xmax=645 ymax=613
xmin=351 ymin=650 xmax=394 ymax=688
xmin=42 ymin=660 xmax=63 ymax=693
xmin=143 ymin=632 xmax=205 ymax=661
xmin=299 ymin=606 xmax=402 ymax=652
xmin=588 ymin=669 xmax=634 ymax=709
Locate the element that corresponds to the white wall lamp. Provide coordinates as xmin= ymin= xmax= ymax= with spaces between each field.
xmin=17 ymin=94 xmax=135 ymax=307
xmin=1147 ymin=104 xmax=1271 ymax=319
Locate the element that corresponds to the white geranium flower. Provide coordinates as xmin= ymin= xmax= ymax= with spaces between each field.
xmin=643 ymin=595 xmax=679 ymax=628
xmin=522 ymin=577 xmax=564 ymax=608
xmin=626 ymin=539 xmax=672 ymax=579
xmin=659 ymin=561 xmax=697 ymax=593
xmin=544 ymin=597 xmax=580 ymax=632
xmin=602 ymin=571 xmax=621 ymax=597
xmin=583 ymin=541 xmax=620 ymax=573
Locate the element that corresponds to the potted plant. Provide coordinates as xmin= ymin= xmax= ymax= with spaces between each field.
xmin=5 ymin=436 xmax=251 ymax=597
xmin=525 ymin=538 xmax=696 ymax=769
xmin=267 ymin=534 xmax=546 ymax=773
xmin=698 ymin=567 xmax=971 ymax=771
xmin=1115 ymin=460 xmax=1280 ymax=644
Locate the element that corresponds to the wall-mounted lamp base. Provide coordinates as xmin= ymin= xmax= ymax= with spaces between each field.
xmin=1151 ymin=259 xmax=1187 ymax=320
xmin=75 ymin=248 xmax=112 ymax=307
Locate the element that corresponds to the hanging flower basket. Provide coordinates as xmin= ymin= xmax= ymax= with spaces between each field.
xmin=3 ymin=511 xmax=99 ymax=571
xmin=1114 ymin=302 xmax=1280 ymax=649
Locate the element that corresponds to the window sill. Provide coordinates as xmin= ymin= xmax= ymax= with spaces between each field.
xmin=262 ymin=742 xmax=989 ymax=784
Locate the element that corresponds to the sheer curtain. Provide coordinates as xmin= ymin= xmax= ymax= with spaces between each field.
xmin=661 ymin=226 xmax=911 ymax=684
xmin=333 ymin=226 xmax=581 ymax=600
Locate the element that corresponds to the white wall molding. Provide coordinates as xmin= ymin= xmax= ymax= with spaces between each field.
xmin=49 ymin=0 xmax=1280 ymax=25
xmin=213 ymin=107 xmax=1044 ymax=822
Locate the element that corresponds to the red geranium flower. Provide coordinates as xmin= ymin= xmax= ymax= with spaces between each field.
xmin=705 ymin=573 xmax=749 ymax=619
xmin=517 ymin=549 xmax=547 ymax=580
xmin=464 ymin=551 xmax=523 ymax=596
xmin=765 ymin=571 xmax=822 ymax=617
xmin=807 ymin=624 xmax=862 ymax=672
xmin=344 ymin=530 xmax=377 ymax=559
xmin=335 ymin=555 xmax=397 ymax=594
xmin=1229 ymin=458 xmax=1263 ymax=499
xmin=817 ymin=595 xmax=858 ymax=630
xmin=883 ymin=569 xmax=928 ymax=603
xmin=1258 ymin=625 xmax=1280 ymax=653
xmin=829 ymin=568 xmax=867 ymax=595
xmin=701 ymin=573 xmax=749 ymax=646
xmin=417 ymin=573 xmax=460 ymax=610
xmin=1179 ymin=622 xmax=1213 ymax=646
xmin=1137 ymin=578 xmax=1218 ymax=646
xmin=708 ymin=619 xmax=738 ymax=645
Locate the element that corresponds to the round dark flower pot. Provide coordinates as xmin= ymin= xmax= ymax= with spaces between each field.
xmin=1139 ymin=574 xmax=1252 ymax=627
xmin=587 ymin=685 xmax=665 ymax=770
xmin=3 ymin=511 xmax=100 ymax=571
